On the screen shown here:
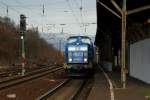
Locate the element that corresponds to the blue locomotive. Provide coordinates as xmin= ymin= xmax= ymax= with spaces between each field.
xmin=64 ymin=36 xmax=94 ymax=76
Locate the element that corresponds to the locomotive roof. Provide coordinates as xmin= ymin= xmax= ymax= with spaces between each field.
xmin=66 ymin=35 xmax=93 ymax=45
xmin=68 ymin=36 xmax=91 ymax=39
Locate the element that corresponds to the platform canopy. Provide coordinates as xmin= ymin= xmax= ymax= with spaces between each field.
xmin=95 ymin=0 xmax=150 ymax=48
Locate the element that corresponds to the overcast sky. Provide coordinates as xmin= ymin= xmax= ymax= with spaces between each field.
xmin=0 ymin=0 xmax=97 ymax=35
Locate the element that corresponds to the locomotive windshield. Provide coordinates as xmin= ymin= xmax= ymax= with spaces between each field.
xmin=67 ymin=38 xmax=77 ymax=43
xmin=81 ymin=38 xmax=91 ymax=44
xmin=67 ymin=36 xmax=91 ymax=44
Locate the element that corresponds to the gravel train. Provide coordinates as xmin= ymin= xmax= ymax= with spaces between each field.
xmin=64 ymin=36 xmax=94 ymax=76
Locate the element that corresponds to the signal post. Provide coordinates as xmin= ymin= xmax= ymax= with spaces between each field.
xmin=20 ymin=14 xmax=26 ymax=76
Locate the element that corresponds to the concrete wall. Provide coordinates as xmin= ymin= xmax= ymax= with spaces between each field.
xmin=130 ymin=39 xmax=150 ymax=84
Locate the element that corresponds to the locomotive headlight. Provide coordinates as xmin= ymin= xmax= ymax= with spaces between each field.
xmin=84 ymin=58 xmax=87 ymax=62
xmin=69 ymin=58 xmax=72 ymax=62
xmin=80 ymin=46 xmax=88 ymax=51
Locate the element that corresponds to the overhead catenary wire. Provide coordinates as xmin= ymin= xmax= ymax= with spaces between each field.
xmin=65 ymin=0 xmax=81 ymax=26
xmin=15 ymin=0 xmax=22 ymax=6
xmin=74 ymin=0 xmax=80 ymax=8
xmin=74 ymin=0 xmax=95 ymax=34
xmin=0 ymin=0 xmax=96 ymax=34
xmin=71 ymin=0 xmax=90 ymax=22
xmin=7 ymin=1 xmax=66 ymax=8
xmin=66 ymin=0 xmax=89 ymax=34
xmin=0 ymin=0 xmax=44 ymax=32
xmin=70 ymin=0 xmax=85 ymax=25
xmin=80 ymin=0 xmax=84 ymax=27
xmin=0 ymin=1 xmax=20 ymax=14
xmin=1 ymin=0 xmax=64 ymax=18
xmin=16 ymin=0 xmax=49 ymax=30
xmin=13 ymin=0 xmax=42 ymax=16
xmin=80 ymin=0 xmax=88 ymax=34
xmin=14 ymin=0 xmax=43 ymax=16
xmin=11 ymin=0 xmax=41 ymax=29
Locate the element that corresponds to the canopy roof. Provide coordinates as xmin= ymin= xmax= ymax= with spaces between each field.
xmin=95 ymin=0 xmax=150 ymax=47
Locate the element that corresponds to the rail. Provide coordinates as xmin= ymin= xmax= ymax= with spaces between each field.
xmin=0 ymin=66 xmax=63 ymax=90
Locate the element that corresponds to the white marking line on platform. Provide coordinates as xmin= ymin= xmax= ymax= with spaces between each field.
xmin=99 ymin=65 xmax=115 ymax=100
xmin=6 ymin=94 xmax=16 ymax=98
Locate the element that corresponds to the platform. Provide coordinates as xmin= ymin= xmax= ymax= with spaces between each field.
xmin=87 ymin=72 xmax=110 ymax=100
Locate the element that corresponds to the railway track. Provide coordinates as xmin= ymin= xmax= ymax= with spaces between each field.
xmin=0 ymin=64 xmax=58 ymax=82
xmin=0 ymin=66 xmax=55 ymax=83
xmin=0 ymin=64 xmax=51 ymax=78
xmin=0 ymin=66 xmax=63 ymax=90
xmin=37 ymin=79 xmax=87 ymax=100
xmin=0 ymin=68 xmax=21 ymax=77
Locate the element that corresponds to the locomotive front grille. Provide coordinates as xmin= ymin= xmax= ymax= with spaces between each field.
xmin=68 ymin=51 xmax=88 ymax=63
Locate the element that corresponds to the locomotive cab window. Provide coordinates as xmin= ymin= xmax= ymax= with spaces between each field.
xmin=67 ymin=38 xmax=77 ymax=44
xmin=81 ymin=38 xmax=91 ymax=44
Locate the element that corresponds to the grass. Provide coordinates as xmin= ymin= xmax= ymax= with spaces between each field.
xmin=144 ymin=90 xmax=150 ymax=100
